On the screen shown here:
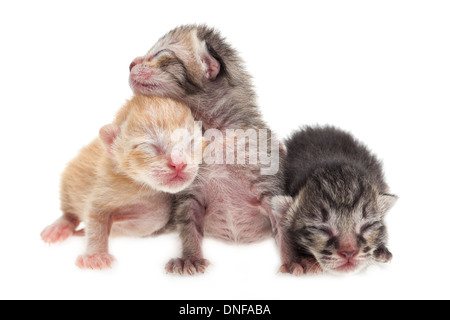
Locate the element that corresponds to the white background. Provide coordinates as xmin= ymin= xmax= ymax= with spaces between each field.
xmin=0 ymin=0 xmax=449 ymax=300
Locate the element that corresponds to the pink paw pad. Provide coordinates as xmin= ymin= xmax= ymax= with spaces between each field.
xmin=76 ymin=253 xmax=115 ymax=270
xmin=41 ymin=222 xmax=74 ymax=244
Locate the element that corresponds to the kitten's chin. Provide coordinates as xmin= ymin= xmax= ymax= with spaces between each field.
xmin=154 ymin=174 xmax=196 ymax=194
xmin=334 ymin=262 xmax=360 ymax=273
xmin=326 ymin=261 xmax=368 ymax=275
xmin=129 ymin=78 xmax=161 ymax=95
xmin=129 ymin=69 xmax=164 ymax=95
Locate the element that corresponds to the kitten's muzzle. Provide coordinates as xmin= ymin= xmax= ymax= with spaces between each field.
xmin=129 ymin=57 xmax=144 ymax=71
xmin=338 ymin=249 xmax=359 ymax=260
xmin=168 ymin=161 xmax=188 ymax=175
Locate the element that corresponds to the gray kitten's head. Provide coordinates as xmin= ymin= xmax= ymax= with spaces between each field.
xmin=129 ymin=25 xmax=250 ymax=102
xmin=273 ymin=164 xmax=397 ymax=274
xmin=128 ymin=25 xmax=265 ymax=130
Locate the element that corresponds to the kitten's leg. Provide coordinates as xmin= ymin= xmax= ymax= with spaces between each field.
xmin=279 ymin=256 xmax=323 ymax=276
xmin=41 ymin=213 xmax=80 ymax=244
xmin=259 ymin=196 xmax=323 ymax=276
xmin=278 ymin=233 xmax=323 ymax=276
xmin=278 ymin=233 xmax=305 ymax=276
xmin=260 ymin=199 xmax=305 ymax=276
xmin=166 ymin=198 xmax=210 ymax=275
xmin=262 ymin=199 xmax=305 ymax=276
xmin=76 ymin=210 xmax=115 ymax=270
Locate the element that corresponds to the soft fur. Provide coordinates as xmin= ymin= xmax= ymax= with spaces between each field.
xmin=41 ymin=95 xmax=202 ymax=269
xmin=272 ymin=126 xmax=397 ymax=275
xmin=130 ymin=25 xmax=284 ymax=275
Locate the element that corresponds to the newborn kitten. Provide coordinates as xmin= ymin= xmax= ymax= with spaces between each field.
xmin=130 ymin=25 xmax=284 ymax=275
xmin=272 ymin=127 xmax=397 ymax=275
xmin=129 ymin=25 xmax=264 ymax=131
xmin=41 ymin=95 xmax=202 ymax=269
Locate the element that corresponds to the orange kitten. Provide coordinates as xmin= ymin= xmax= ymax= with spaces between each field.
xmin=41 ymin=95 xmax=202 ymax=269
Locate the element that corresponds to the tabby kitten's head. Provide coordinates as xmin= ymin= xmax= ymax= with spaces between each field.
xmin=129 ymin=25 xmax=228 ymax=101
xmin=273 ymin=165 xmax=397 ymax=274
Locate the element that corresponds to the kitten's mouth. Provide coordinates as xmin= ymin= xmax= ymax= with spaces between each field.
xmin=169 ymin=175 xmax=188 ymax=183
xmin=334 ymin=261 xmax=359 ymax=273
xmin=129 ymin=67 xmax=162 ymax=93
xmin=157 ymin=173 xmax=195 ymax=194
xmin=131 ymin=79 xmax=161 ymax=92
xmin=164 ymin=172 xmax=194 ymax=186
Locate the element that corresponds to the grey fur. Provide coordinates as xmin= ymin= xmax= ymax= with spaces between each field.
xmin=131 ymin=25 xmax=284 ymax=274
xmin=273 ymin=126 xmax=397 ymax=274
xmin=150 ymin=24 xmax=267 ymax=131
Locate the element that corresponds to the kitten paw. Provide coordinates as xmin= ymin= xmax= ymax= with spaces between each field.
xmin=165 ymin=258 xmax=211 ymax=275
xmin=41 ymin=221 xmax=75 ymax=244
xmin=280 ymin=258 xmax=323 ymax=276
xmin=76 ymin=253 xmax=115 ymax=270
xmin=280 ymin=263 xmax=304 ymax=276
xmin=374 ymin=246 xmax=393 ymax=263
xmin=301 ymin=257 xmax=323 ymax=274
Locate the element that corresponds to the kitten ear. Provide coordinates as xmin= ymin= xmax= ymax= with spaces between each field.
xmin=99 ymin=124 xmax=120 ymax=156
xmin=271 ymin=196 xmax=294 ymax=220
xmin=196 ymin=40 xmax=221 ymax=81
xmin=378 ymin=194 xmax=398 ymax=215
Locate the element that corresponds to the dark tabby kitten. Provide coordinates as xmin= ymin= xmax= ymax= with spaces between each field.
xmin=272 ymin=127 xmax=397 ymax=275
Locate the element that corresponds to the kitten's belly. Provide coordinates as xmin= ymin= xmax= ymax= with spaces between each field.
xmin=202 ymin=167 xmax=272 ymax=243
xmin=110 ymin=202 xmax=170 ymax=237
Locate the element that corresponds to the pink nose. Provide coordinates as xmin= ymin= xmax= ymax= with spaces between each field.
xmin=338 ymin=249 xmax=359 ymax=259
xmin=129 ymin=57 xmax=144 ymax=71
xmin=169 ymin=162 xmax=187 ymax=173
xmin=129 ymin=61 xmax=137 ymax=71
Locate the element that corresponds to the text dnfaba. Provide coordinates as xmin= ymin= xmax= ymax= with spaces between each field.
xmin=224 ymin=305 xmax=271 ymax=315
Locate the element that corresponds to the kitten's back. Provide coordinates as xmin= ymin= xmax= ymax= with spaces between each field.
xmin=284 ymin=126 xmax=387 ymax=197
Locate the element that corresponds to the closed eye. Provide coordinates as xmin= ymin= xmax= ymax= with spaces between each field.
xmin=134 ymin=143 xmax=161 ymax=155
xmin=306 ymin=226 xmax=334 ymax=238
xmin=154 ymin=49 xmax=174 ymax=58
xmin=360 ymin=221 xmax=382 ymax=234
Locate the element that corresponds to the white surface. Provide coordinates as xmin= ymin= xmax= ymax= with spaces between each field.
xmin=1 ymin=0 xmax=449 ymax=300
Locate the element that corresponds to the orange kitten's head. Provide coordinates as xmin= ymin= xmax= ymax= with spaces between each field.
xmin=100 ymin=95 xmax=202 ymax=194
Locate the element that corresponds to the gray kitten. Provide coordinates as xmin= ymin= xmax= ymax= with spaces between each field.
xmin=129 ymin=25 xmax=284 ymax=275
xmin=272 ymin=126 xmax=397 ymax=275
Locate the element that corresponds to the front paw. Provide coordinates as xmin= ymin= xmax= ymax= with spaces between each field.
xmin=165 ymin=258 xmax=211 ymax=275
xmin=280 ymin=262 xmax=304 ymax=276
xmin=76 ymin=253 xmax=115 ymax=270
xmin=374 ymin=246 xmax=393 ymax=263
xmin=280 ymin=258 xmax=323 ymax=276
xmin=41 ymin=221 xmax=74 ymax=244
